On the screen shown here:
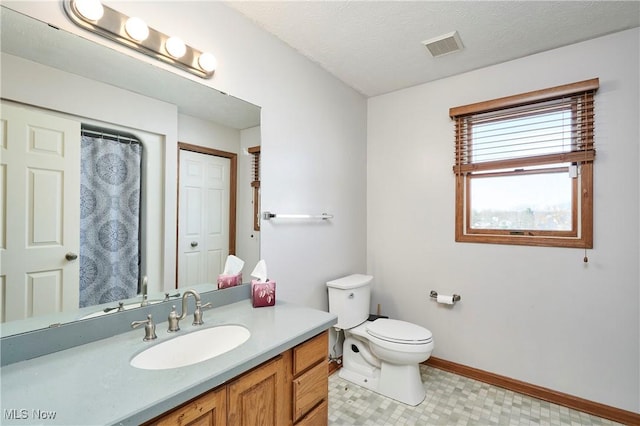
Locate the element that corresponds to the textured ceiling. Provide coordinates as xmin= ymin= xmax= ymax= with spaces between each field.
xmin=225 ymin=1 xmax=640 ymax=97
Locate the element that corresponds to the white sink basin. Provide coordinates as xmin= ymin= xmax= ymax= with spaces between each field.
xmin=130 ymin=325 xmax=250 ymax=370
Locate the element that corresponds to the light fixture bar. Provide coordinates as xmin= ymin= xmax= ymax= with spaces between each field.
xmin=63 ymin=0 xmax=215 ymax=79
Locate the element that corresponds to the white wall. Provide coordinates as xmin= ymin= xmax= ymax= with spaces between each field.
xmin=7 ymin=1 xmax=368 ymax=313
xmin=178 ymin=114 xmax=240 ymax=153
xmin=367 ymin=28 xmax=639 ymax=412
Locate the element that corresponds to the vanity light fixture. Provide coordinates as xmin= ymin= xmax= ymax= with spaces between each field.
xmin=63 ymin=0 xmax=216 ymax=78
xmin=198 ymin=52 xmax=218 ymax=73
xmin=74 ymin=0 xmax=104 ymax=21
xmin=124 ymin=17 xmax=149 ymax=42
xmin=165 ymin=36 xmax=187 ymax=59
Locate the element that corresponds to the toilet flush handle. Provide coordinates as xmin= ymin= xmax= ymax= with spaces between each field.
xmin=348 ymin=293 xmax=354 ymax=299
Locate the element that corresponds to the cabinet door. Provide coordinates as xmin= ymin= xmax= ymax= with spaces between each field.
xmin=227 ymin=356 xmax=287 ymax=426
xmin=149 ymin=387 xmax=226 ymax=426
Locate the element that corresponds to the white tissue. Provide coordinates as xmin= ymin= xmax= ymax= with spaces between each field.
xmin=223 ymin=255 xmax=244 ymax=275
xmin=436 ymin=294 xmax=455 ymax=305
xmin=251 ymin=259 xmax=268 ymax=282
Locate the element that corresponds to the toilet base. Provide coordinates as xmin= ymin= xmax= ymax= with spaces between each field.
xmin=378 ymin=362 xmax=426 ymax=406
xmin=341 ymin=336 xmax=426 ymax=406
xmin=339 ymin=365 xmax=380 ymax=394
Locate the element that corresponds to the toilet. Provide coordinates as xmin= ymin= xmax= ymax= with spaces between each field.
xmin=327 ymin=274 xmax=434 ymax=406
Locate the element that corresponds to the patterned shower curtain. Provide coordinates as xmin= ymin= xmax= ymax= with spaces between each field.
xmin=79 ymin=131 xmax=142 ymax=308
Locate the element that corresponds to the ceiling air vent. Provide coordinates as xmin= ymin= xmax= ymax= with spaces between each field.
xmin=422 ymin=31 xmax=464 ymax=57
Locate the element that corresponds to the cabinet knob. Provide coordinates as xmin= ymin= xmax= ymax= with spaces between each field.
xmin=190 ymin=241 xmax=198 ymax=248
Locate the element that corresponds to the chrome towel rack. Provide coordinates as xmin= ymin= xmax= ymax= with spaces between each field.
xmin=262 ymin=211 xmax=333 ymax=220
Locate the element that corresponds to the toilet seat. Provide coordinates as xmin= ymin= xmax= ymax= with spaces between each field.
xmin=366 ymin=319 xmax=433 ymax=345
xmin=348 ymin=319 xmax=434 ymax=354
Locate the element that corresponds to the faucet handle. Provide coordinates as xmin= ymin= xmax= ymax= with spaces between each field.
xmin=193 ymin=302 xmax=212 ymax=326
xmin=131 ymin=314 xmax=157 ymax=341
xmin=168 ymin=305 xmax=180 ymax=332
xmin=104 ymin=301 xmax=125 ymax=313
xmin=163 ymin=292 xmax=180 ymax=301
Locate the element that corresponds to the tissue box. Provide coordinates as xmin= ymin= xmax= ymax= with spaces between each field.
xmin=251 ymin=279 xmax=276 ymax=307
xmin=217 ymin=273 xmax=242 ymax=289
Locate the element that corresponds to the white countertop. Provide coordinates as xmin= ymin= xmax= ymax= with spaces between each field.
xmin=0 ymin=299 xmax=336 ymax=425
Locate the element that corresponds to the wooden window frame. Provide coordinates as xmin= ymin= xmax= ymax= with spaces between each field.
xmin=451 ymin=79 xmax=598 ymax=249
xmin=248 ymin=146 xmax=261 ymax=232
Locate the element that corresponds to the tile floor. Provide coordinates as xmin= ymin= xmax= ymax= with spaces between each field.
xmin=328 ymin=364 xmax=621 ymax=425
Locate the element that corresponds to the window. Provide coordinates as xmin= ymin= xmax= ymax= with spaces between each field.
xmin=450 ymin=78 xmax=598 ymax=248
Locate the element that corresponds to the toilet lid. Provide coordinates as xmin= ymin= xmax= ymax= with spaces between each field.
xmin=366 ymin=319 xmax=432 ymax=344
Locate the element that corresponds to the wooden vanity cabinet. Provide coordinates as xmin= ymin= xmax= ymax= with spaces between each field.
xmin=145 ymin=330 xmax=328 ymax=426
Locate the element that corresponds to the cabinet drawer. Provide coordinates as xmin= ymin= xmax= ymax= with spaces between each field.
xmin=295 ymin=399 xmax=327 ymax=426
xmin=293 ymin=361 xmax=328 ymax=422
xmin=293 ymin=331 xmax=327 ymax=376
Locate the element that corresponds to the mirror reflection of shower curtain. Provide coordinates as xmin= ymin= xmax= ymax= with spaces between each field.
xmin=79 ymin=130 xmax=142 ymax=308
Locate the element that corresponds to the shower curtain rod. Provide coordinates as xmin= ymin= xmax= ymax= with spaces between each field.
xmin=81 ymin=127 xmax=141 ymax=145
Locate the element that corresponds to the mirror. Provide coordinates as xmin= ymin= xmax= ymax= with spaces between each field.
xmin=0 ymin=6 xmax=261 ymax=336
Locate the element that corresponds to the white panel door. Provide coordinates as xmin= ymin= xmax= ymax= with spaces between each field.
xmin=178 ymin=150 xmax=230 ymax=288
xmin=1 ymin=102 xmax=80 ymax=322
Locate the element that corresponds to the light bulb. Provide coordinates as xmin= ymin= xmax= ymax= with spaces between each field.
xmin=75 ymin=0 xmax=104 ymax=21
xmin=198 ymin=52 xmax=217 ymax=73
xmin=125 ymin=17 xmax=149 ymax=42
xmin=165 ymin=37 xmax=186 ymax=59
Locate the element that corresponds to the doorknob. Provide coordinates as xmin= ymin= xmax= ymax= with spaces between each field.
xmin=65 ymin=252 xmax=78 ymax=261
xmin=190 ymin=241 xmax=198 ymax=248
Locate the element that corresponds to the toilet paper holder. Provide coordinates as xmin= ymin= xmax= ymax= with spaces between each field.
xmin=430 ymin=291 xmax=461 ymax=303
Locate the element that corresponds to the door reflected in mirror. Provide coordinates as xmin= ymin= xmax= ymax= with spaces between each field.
xmin=177 ymin=144 xmax=237 ymax=288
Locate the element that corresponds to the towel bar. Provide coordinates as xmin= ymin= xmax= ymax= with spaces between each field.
xmin=262 ymin=211 xmax=333 ymax=220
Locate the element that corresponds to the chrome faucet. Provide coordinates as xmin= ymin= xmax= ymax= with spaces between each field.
xmin=163 ymin=292 xmax=180 ymax=301
xmin=140 ymin=276 xmax=149 ymax=307
xmin=167 ymin=290 xmax=211 ymax=332
xmin=103 ymin=301 xmax=125 ymax=313
xmin=131 ymin=314 xmax=157 ymax=341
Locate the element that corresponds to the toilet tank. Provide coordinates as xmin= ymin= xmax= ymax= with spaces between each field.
xmin=326 ymin=274 xmax=373 ymax=330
